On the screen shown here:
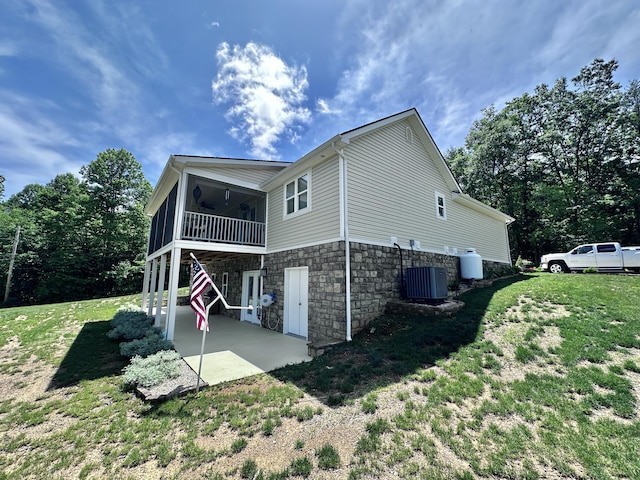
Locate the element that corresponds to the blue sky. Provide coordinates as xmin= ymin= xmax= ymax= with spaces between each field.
xmin=1 ymin=0 xmax=639 ymax=198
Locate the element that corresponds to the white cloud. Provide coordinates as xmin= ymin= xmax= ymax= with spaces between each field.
xmin=21 ymin=0 xmax=170 ymax=143
xmin=316 ymin=98 xmax=338 ymax=115
xmin=316 ymin=0 xmax=640 ymax=150
xmin=212 ymin=42 xmax=311 ymax=159
xmin=0 ymin=92 xmax=84 ymax=194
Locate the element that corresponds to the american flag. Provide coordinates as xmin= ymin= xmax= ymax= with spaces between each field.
xmin=190 ymin=257 xmax=213 ymax=331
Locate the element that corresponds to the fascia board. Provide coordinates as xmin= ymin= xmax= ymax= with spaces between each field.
xmin=173 ymin=155 xmax=289 ymax=169
xmin=260 ymin=136 xmax=341 ymax=190
xmin=145 ymin=156 xmax=181 ymax=215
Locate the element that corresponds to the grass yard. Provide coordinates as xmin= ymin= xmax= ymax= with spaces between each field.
xmin=0 ymin=273 xmax=639 ymax=479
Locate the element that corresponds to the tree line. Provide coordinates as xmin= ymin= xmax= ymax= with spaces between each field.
xmin=1 ymin=149 xmax=152 ymax=306
xmin=446 ymin=59 xmax=640 ymax=262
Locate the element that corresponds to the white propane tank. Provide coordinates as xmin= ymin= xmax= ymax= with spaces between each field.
xmin=460 ymin=248 xmax=483 ymax=280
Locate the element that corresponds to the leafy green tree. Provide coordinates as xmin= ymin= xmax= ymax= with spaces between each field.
xmin=35 ymin=174 xmax=95 ymax=301
xmin=1 ymin=188 xmax=44 ymax=305
xmin=448 ymin=58 xmax=640 ymax=262
xmin=2 ymin=149 xmax=152 ymax=306
xmin=80 ymin=148 xmax=152 ymax=295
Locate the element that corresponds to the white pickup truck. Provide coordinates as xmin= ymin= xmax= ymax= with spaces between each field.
xmin=540 ymin=242 xmax=640 ymax=273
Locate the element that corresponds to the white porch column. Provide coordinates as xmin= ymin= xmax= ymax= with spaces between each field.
xmin=154 ymin=254 xmax=167 ymax=327
xmin=141 ymin=260 xmax=151 ymax=310
xmin=165 ymin=247 xmax=181 ymax=341
xmin=147 ymin=258 xmax=158 ymax=317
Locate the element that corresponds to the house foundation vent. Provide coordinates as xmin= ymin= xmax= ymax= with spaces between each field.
xmin=405 ymin=266 xmax=448 ymax=301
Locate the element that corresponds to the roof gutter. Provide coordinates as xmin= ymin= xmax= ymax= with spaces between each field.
xmin=332 ymin=139 xmax=352 ymax=342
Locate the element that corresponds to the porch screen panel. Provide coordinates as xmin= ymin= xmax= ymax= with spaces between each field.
xmin=162 ymin=183 xmax=177 ymax=245
xmin=148 ymin=214 xmax=158 ymax=254
xmin=155 ymin=201 xmax=167 ymax=252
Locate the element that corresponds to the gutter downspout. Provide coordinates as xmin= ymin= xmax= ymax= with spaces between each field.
xmin=332 ymin=141 xmax=352 ymax=342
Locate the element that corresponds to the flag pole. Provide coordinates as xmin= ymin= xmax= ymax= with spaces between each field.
xmin=190 ymin=252 xmax=252 ymax=394
xmin=196 ymin=299 xmax=215 ymax=393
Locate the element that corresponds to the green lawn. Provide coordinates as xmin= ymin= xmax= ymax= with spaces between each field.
xmin=0 ymin=273 xmax=639 ymax=479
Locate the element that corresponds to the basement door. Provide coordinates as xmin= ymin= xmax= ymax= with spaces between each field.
xmin=284 ymin=266 xmax=309 ymax=339
xmin=241 ymin=270 xmax=260 ymax=324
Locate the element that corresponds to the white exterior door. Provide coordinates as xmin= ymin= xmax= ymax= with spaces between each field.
xmin=284 ymin=267 xmax=309 ymax=339
xmin=241 ymin=270 xmax=260 ymax=323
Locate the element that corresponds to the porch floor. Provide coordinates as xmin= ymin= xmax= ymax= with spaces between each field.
xmin=162 ymin=306 xmax=311 ymax=386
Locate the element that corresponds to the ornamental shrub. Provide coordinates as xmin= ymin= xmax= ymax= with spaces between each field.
xmin=122 ymin=350 xmax=182 ymax=387
xmin=107 ymin=304 xmax=154 ymax=341
xmin=120 ymin=332 xmax=174 ymax=358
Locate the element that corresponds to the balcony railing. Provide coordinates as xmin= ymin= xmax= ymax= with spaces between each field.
xmin=182 ymin=211 xmax=265 ymax=246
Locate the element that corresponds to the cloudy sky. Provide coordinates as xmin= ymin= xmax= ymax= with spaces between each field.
xmin=1 ymin=0 xmax=639 ymax=197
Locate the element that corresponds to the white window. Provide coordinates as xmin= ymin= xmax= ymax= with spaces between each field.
xmin=435 ymin=192 xmax=447 ymax=220
xmin=285 ymin=173 xmax=310 ymax=216
xmin=222 ymin=272 xmax=229 ymax=298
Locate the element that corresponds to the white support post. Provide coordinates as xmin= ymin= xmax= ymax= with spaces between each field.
xmin=141 ymin=260 xmax=151 ymax=310
xmin=166 ymin=247 xmax=181 ymax=341
xmin=155 ymin=254 xmax=167 ymax=327
xmin=148 ymin=258 xmax=159 ymax=317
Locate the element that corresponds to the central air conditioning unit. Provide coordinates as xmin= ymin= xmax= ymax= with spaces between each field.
xmin=405 ymin=266 xmax=448 ymax=301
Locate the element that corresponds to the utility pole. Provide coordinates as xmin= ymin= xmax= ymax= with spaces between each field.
xmin=4 ymin=225 xmax=20 ymax=303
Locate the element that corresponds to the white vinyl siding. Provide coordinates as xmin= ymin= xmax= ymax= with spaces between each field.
xmin=346 ymin=120 xmax=510 ymax=263
xmin=267 ymin=157 xmax=341 ymax=251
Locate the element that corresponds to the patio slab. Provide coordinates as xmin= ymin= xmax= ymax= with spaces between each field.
xmin=165 ymin=306 xmax=311 ymax=386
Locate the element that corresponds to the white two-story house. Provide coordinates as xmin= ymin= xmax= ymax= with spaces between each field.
xmin=143 ymin=108 xmax=514 ymax=345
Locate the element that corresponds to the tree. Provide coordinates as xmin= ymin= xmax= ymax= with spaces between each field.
xmin=80 ymin=149 xmax=152 ymax=295
xmin=447 ymin=59 xmax=640 ymax=261
xmin=1 ymin=149 xmax=152 ymax=306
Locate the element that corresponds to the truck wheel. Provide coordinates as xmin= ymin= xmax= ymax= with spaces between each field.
xmin=548 ymin=262 xmax=566 ymax=274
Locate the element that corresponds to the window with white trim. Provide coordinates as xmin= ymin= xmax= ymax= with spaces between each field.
xmin=285 ymin=173 xmax=309 ymax=216
xmin=222 ymin=272 xmax=229 ymax=298
xmin=435 ymin=192 xmax=447 ymax=220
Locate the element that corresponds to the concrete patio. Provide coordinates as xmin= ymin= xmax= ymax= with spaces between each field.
xmin=161 ymin=306 xmax=311 ymax=386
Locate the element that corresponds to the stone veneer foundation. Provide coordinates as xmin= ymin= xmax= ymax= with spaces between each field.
xmin=200 ymin=241 xmax=509 ymax=345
